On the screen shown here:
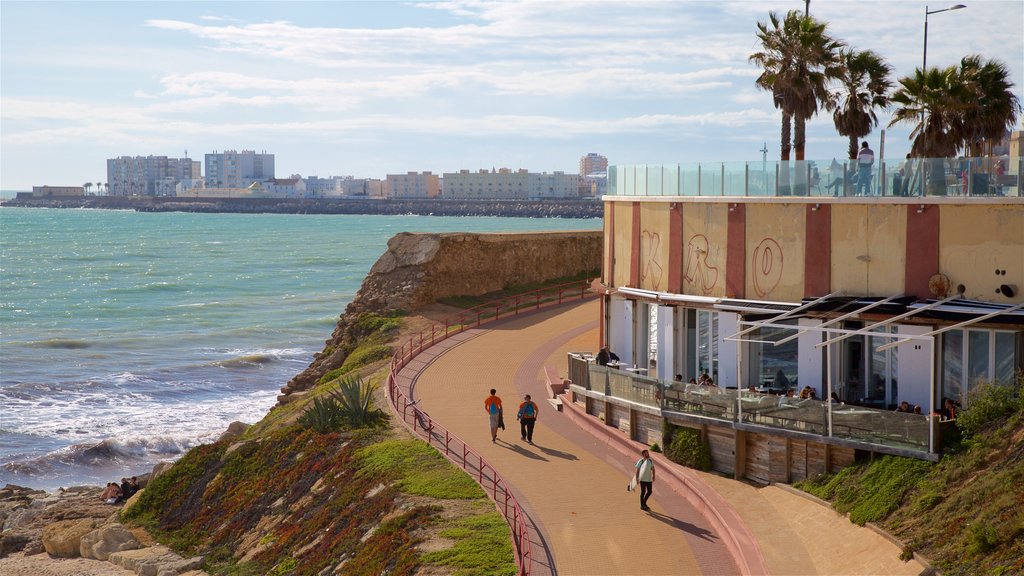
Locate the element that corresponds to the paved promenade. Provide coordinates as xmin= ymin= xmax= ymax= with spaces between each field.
xmin=396 ymin=300 xmax=924 ymax=575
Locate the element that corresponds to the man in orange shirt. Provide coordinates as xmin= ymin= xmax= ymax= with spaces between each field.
xmin=484 ymin=388 xmax=503 ymax=443
xmin=516 ymin=394 xmax=539 ymax=444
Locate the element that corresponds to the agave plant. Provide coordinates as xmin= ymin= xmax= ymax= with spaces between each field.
xmin=299 ymin=395 xmax=346 ymax=434
xmin=329 ymin=374 xmax=387 ymax=428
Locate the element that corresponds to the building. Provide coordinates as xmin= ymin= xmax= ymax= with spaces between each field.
xmin=31 ymin=186 xmax=84 ymax=197
xmin=107 ymin=155 xmax=201 ymax=196
xmin=204 ymin=150 xmax=274 ymax=189
xmin=571 ymin=157 xmax=1022 ymax=481
xmin=385 ymin=172 xmax=440 ymax=199
xmin=263 ymin=176 xmax=307 ymax=197
xmin=579 ymin=153 xmax=609 ymax=197
xmin=442 ymin=168 xmax=580 ymax=200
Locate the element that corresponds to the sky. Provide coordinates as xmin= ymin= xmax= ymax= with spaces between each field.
xmin=1 ymin=1 xmax=1021 ymax=190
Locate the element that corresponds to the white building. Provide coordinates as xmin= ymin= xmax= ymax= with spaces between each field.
xmin=442 ymin=168 xmax=580 ymax=200
xmin=107 ymin=155 xmax=201 ymax=196
xmin=204 ymin=150 xmax=274 ymax=189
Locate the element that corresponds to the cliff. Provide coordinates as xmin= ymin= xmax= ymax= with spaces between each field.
xmin=281 ymin=230 xmax=603 ymax=397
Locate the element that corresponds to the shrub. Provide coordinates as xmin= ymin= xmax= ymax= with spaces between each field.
xmin=341 ymin=344 xmax=393 ymax=371
xmin=330 ymin=374 xmax=387 ymax=429
xmin=649 ymin=442 xmax=662 ymax=453
xmin=665 ymin=427 xmax=711 ymax=471
xmin=967 ymin=521 xmax=1000 ymax=555
xmin=957 ymin=378 xmax=1024 ymax=438
xmin=299 ymin=395 xmax=347 ymax=434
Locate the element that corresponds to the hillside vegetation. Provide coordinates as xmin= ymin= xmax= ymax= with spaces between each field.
xmin=121 ymin=312 xmax=516 ymax=575
xmin=797 ymin=378 xmax=1024 ymax=575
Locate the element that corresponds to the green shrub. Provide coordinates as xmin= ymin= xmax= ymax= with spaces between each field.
xmin=957 ymin=378 xmax=1024 ymax=438
xmin=968 ymin=522 xmax=1000 ymax=555
xmin=649 ymin=442 xmax=662 ymax=453
xmin=341 ymin=344 xmax=393 ymax=371
xmin=665 ymin=427 xmax=711 ymax=471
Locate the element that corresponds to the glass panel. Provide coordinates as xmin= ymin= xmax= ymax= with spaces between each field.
xmin=842 ymin=332 xmax=864 ymax=404
xmin=723 ymin=161 xmax=747 ymax=196
xmin=635 ymin=164 xmax=647 ymax=197
xmin=685 ymin=308 xmax=696 ymax=380
xmin=648 ymin=305 xmax=658 ymax=371
xmin=698 ymin=310 xmax=710 ymax=383
xmin=699 ymin=163 xmax=723 ymax=196
xmin=994 ymin=332 xmax=1017 ymax=384
xmin=644 ymin=165 xmax=660 ymax=196
xmin=664 ymin=164 xmax=679 ymax=196
xmin=680 ymin=163 xmax=699 ymax=196
xmin=968 ymin=330 xmax=991 ymax=390
xmin=710 ymin=311 xmax=719 ymax=383
xmin=608 ymin=165 xmax=618 ymax=196
xmin=868 ymin=329 xmax=888 ymax=407
xmin=942 ymin=330 xmax=963 ymax=406
xmin=748 ymin=320 xmax=798 ymax=393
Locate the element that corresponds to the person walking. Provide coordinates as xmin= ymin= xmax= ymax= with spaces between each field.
xmin=484 ymin=388 xmax=503 ymax=443
xmin=635 ymin=449 xmax=656 ymax=511
xmin=516 ymin=394 xmax=539 ymax=444
xmin=856 ymin=141 xmax=875 ymax=196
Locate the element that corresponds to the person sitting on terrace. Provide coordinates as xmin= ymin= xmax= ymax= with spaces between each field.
xmin=674 ymin=374 xmax=684 ymax=382
xmin=595 ymin=345 xmax=619 ymax=366
xmin=698 ymin=371 xmax=713 ymax=386
xmin=939 ymin=398 xmax=958 ymax=420
xmin=830 ymin=391 xmax=841 ymax=403
xmin=799 ymin=386 xmax=815 ymax=399
xmin=913 ymin=405 xmax=923 ymax=414
xmin=688 ymin=377 xmax=698 ymax=385
xmin=896 ymin=401 xmax=911 ymax=413
xmin=779 ymin=388 xmax=796 ymax=406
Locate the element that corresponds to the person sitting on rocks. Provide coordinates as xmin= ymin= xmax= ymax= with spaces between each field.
xmin=118 ymin=477 xmax=134 ymax=502
xmin=101 ymin=482 xmax=121 ymax=504
xmin=129 ymin=476 xmax=140 ymax=494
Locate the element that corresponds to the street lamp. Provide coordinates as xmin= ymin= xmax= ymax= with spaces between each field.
xmin=923 ymin=4 xmax=966 ymax=73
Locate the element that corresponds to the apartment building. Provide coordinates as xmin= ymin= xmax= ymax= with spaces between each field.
xmin=204 ymin=150 xmax=274 ymax=189
xmin=106 ymin=155 xmax=201 ymax=196
xmin=579 ymin=153 xmax=609 ymax=198
xmin=385 ymin=172 xmax=440 ymax=199
xmin=442 ymin=168 xmax=579 ymax=200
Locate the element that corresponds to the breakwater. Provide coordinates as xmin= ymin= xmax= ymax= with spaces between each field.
xmin=2 ymin=195 xmax=603 ymax=219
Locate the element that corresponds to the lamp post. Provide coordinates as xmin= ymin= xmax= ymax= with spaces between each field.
xmin=923 ymin=4 xmax=966 ymax=73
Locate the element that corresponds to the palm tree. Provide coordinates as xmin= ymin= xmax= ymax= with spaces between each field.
xmin=750 ymin=10 xmax=844 ymax=194
xmin=830 ymin=49 xmax=893 ymax=161
xmin=83 ymin=182 xmax=92 ymax=195
xmin=891 ymin=56 xmax=1020 ymax=159
xmin=958 ymin=56 xmax=1022 ymax=157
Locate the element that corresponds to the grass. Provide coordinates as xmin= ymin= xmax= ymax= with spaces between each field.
xmin=796 ymin=377 xmax=1024 ymax=574
xmin=421 ymin=511 xmax=517 ymax=576
xmin=437 ymin=270 xmax=596 ymax=309
xmin=355 ymin=439 xmax=485 ymax=499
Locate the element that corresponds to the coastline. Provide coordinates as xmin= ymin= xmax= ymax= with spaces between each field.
xmin=0 ymin=196 xmax=603 ymax=219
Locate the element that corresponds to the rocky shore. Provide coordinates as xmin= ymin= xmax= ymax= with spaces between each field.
xmin=1 ymin=195 xmax=604 ymax=219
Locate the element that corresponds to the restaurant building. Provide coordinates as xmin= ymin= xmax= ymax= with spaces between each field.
xmin=570 ymin=159 xmax=1023 ymax=481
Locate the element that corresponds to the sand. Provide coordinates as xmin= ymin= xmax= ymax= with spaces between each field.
xmin=0 ymin=552 xmax=136 ymax=576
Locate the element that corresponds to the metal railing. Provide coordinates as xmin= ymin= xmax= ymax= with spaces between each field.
xmin=385 ymin=279 xmax=597 ymax=575
xmin=608 ymin=156 xmax=1021 ymax=198
xmin=571 ymin=357 xmax=935 ymax=453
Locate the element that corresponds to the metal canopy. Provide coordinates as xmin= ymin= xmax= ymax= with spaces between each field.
xmin=876 ymin=301 xmax=1024 ymax=352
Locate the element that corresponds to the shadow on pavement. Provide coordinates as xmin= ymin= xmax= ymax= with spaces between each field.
xmin=499 ymin=440 xmax=549 ymax=461
xmin=536 ymin=444 xmax=579 ymax=460
xmin=645 ymin=509 xmax=719 ymax=542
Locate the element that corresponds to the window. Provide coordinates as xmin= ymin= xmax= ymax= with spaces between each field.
xmin=695 ymin=310 xmax=718 ymax=383
xmin=942 ymin=328 xmax=1020 ymax=405
xmin=747 ymin=319 xmax=798 ymax=391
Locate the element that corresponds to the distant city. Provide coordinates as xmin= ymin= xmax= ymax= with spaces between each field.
xmin=27 ymin=152 xmax=609 ymax=201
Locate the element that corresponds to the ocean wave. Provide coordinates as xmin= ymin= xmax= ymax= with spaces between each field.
xmin=26 ymin=338 xmax=92 ymax=349
xmin=213 ymin=347 xmax=307 ymax=368
xmin=2 ymin=435 xmax=193 ymax=475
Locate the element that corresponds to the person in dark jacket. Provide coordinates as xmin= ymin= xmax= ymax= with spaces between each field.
xmin=596 ymin=345 xmax=619 ymax=366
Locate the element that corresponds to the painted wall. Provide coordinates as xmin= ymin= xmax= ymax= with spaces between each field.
xmin=612 ymin=202 xmax=633 ymax=289
xmin=681 ymin=203 xmax=728 ymax=297
xmin=744 ymin=203 xmax=805 ymax=302
xmin=939 ymin=205 xmax=1024 ymax=303
xmin=638 ymin=202 xmax=670 ymax=292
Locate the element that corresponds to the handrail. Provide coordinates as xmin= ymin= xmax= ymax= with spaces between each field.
xmin=385 ymin=278 xmax=597 ymax=575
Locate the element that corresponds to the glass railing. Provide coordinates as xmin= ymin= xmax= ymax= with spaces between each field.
xmin=575 ymin=358 xmax=934 ymax=453
xmin=608 ymin=157 xmax=1020 ymax=198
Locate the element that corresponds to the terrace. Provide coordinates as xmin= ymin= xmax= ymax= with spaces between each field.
xmin=567 ymin=354 xmax=954 ymax=461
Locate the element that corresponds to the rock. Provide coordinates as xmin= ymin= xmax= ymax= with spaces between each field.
xmin=122 ymin=488 xmax=145 ymax=515
xmin=3 ymin=506 xmax=41 ymax=531
xmin=80 ymin=522 xmax=141 ymax=560
xmin=41 ymin=518 xmax=95 ymax=557
xmin=152 ymin=461 xmax=174 ymax=479
xmin=109 ymin=545 xmax=204 ymax=576
xmin=217 ymin=421 xmax=250 ymax=443
xmin=0 ymin=532 xmax=32 ymax=557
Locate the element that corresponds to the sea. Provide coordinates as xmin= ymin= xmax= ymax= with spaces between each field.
xmin=0 ymin=207 xmax=600 ymax=490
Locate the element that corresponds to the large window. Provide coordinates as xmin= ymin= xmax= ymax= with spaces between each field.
xmin=942 ymin=329 xmax=1020 ymax=405
xmin=747 ymin=320 xmax=798 ymax=391
xmin=695 ymin=310 xmax=719 ymax=384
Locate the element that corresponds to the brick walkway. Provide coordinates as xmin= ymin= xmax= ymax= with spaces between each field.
xmin=397 ymin=300 xmax=925 ymax=575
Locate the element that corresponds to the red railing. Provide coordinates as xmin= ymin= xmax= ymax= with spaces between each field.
xmin=385 ymin=279 xmax=596 ymax=575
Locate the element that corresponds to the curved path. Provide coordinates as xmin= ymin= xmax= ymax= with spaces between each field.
xmin=397 ymin=300 xmax=738 ymax=575
xmin=396 ymin=299 xmax=926 ymax=575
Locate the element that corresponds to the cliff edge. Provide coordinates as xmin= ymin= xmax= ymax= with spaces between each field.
xmin=280 ymin=230 xmax=602 ymax=398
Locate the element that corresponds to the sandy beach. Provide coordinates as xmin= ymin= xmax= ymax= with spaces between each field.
xmin=0 ymin=552 xmax=136 ymax=576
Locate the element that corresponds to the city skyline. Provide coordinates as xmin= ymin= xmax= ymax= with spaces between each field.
xmin=2 ymin=1 xmax=1022 ymax=190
